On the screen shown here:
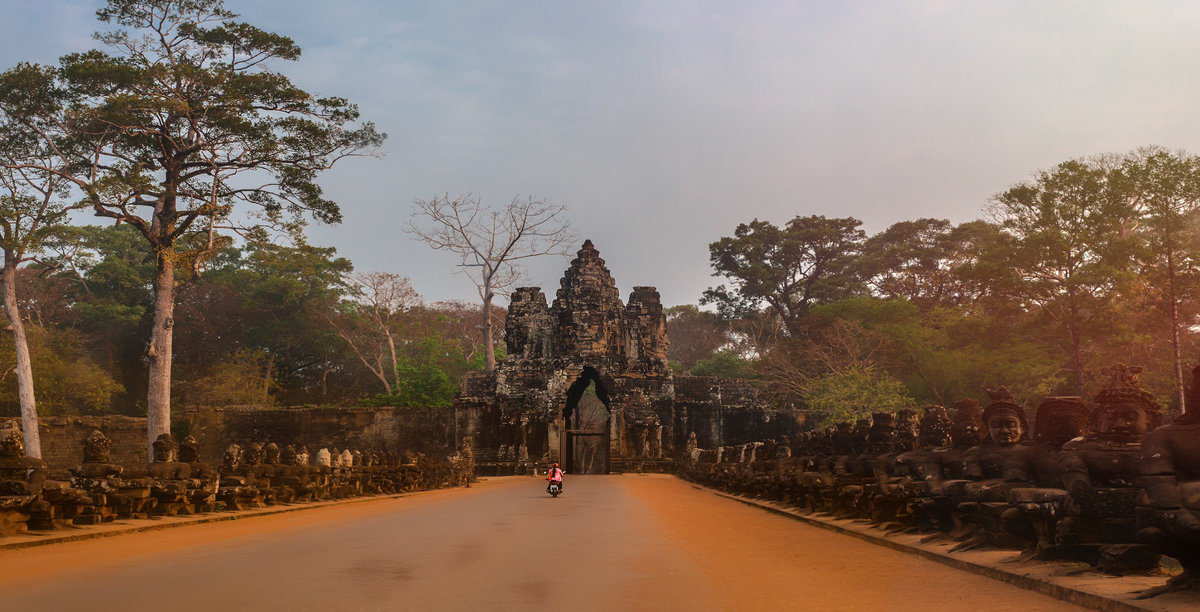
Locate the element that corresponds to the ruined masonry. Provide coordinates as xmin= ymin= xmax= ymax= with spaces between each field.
xmin=455 ymin=240 xmax=801 ymax=475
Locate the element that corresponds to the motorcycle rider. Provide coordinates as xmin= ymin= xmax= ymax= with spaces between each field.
xmin=547 ymin=462 xmax=564 ymax=493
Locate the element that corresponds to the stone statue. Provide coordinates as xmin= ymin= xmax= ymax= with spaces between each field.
xmin=74 ymin=430 xmax=123 ymax=479
xmin=956 ymin=387 xmax=1030 ymax=550
xmin=148 ymin=433 xmax=191 ymax=479
xmin=1051 ymin=364 xmax=1161 ymax=570
xmin=1002 ymin=396 xmax=1090 ymax=555
xmin=894 ymin=406 xmax=951 ymax=530
xmin=147 ymin=433 xmax=191 ymax=516
xmin=685 ymin=432 xmax=700 ymax=462
xmin=178 ymin=435 xmax=217 ymax=513
xmin=1136 ymin=366 xmax=1200 ymax=597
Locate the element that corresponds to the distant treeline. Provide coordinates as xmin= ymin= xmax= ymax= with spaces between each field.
xmin=668 ymin=147 xmax=1200 ymax=424
xmin=0 ymin=226 xmax=499 ymax=416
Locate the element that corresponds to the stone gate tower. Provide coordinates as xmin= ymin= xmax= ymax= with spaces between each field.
xmin=455 ymin=240 xmax=800 ymax=475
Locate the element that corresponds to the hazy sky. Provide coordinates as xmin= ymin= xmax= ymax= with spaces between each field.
xmin=4 ymin=1 xmax=1200 ymax=307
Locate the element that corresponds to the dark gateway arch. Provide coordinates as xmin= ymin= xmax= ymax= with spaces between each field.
xmin=453 ymin=240 xmax=803 ymax=475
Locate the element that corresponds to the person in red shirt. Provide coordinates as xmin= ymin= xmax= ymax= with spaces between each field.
xmin=547 ymin=463 xmax=564 ymax=493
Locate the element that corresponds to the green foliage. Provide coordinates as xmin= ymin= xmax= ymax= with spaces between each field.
xmin=0 ymin=325 xmax=123 ymax=416
xmin=802 ymin=367 xmax=915 ymax=427
xmin=173 ymin=349 xmax=275 ymax=407
xmin=691 ymin=350 xmax=754 ymax=379
xmin=370 ymin=337 xmax=459 ymax=408
xmin=703 ymin=215 xmax=867 ymax=336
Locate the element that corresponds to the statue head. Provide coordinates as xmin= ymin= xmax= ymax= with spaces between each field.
xmin=297 ymin=445 xmax=310 ymax=466
xmin=1033 ymin=396 xmax=1090 ymax=446
xmin=951 ymin=398 xmax=984 ymax=448
xmin=1093 ymin=364 xmax=1161 ymax=435
xmin=894 ymin=408 xmax=920 ymax=452
xmin=919 ymin=406 xmax=952 ymax=448
xmin=152 ymin=433 xmax=178 ymax=463
xmin=982 ymin=387 xmax=1027 ymax=446
xmin=222 ymin=444 xmax=242 ymax=471
xmin=280 ymin=444 xmax=298 ymax=465
xmin=0 ymin=422 xmax=25 ymax=458
xmin=264 ymin=442 xmax=281 ymax=465
xmin=243 ymin=442 xmax=264 ymax=466
xmin=83 ymin=430 xmax=112 ymax=463
xmin=179 ymin=435 xmax=200 ymax=463
xmin=868 ymin=413 xmax=895 ymax=454
xmin=315 ymin=447 xmax=332 ymax=467
xmin=851 ymin=418 xmax=873 ymax=453
xmin=830 ymin=422 xmax=853 ymax=455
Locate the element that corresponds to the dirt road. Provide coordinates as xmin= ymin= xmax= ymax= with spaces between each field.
xmin=0 ymin=475 xmax=1081 ymax=611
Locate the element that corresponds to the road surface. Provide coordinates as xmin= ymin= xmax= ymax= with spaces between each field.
xmin=0 ymin=475 xmax=1082 ymax=611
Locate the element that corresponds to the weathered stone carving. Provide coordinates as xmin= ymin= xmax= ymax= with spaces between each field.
xmin=456 ymin=240 xmax=801 ymax=476
xmin=1137 ymin=366 xmax=1200 ymax=596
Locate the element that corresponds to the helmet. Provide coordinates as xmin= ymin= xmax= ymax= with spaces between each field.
xmin=552 ymin=463 xmax=559 ymax=468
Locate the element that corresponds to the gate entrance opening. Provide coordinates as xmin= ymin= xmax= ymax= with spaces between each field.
xmin=562 ymin=367 xmax=610 ymax=475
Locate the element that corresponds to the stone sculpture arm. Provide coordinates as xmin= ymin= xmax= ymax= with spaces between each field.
xmin=1140 ymin=429 xmax=1182 ymax=510
xmin=962 ymin=446 xmax=984 ymax=480
xmin=1058 ymin=447 xmax=1091 ymax=495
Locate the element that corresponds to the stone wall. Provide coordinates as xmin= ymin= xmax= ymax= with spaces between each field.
xmin=179 ymin=405 xmax=456 ymax=465
xmin=0 ymin=415 xmax=147 ymax=471
xmin=3 ymin=405 xmax=459 ymax=471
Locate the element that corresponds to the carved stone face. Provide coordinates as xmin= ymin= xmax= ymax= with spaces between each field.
xmin=83 ymin=430 xmax=112 ymax=463
xmin=179 ymin=436 xmax=199 ymax=463
xmin=0 ymin=426 xmax=24 ymax=457
xmin=1097 ymin=401 xmax=1149 ymax=437
xmin=222 ymin=444 xmax=242 ymax=471
xmin=264 ymin=443 xmax=281 ymax=465
xmin=987 ymin=415 xmax=1024 ymax=446
xmin=951 ymin=420 xmax=983 ymax=448
xmin=152 ymin=440 xmax=176 ymax=463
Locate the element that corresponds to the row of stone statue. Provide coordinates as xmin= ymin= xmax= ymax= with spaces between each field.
xmin=0 ymin=426 xmax=473 ymax=537
xmin=680 ymin=363 xmax=1199 ymax=597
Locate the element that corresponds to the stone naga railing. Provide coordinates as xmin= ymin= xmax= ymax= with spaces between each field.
xmin=0 ymin=429 xmax=473 ymax=538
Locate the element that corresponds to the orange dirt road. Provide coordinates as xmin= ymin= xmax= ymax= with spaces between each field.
xmin=0 ymin=475 xmax=1082 ymax=611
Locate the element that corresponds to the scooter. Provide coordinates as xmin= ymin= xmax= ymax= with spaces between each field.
xmin=548 ymin=481 xmax=562 ymax=497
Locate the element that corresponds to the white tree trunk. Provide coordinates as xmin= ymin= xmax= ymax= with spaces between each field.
xmin=483 ymin=290 xmax=496 ymax=371
xmin=146 ymin=255 xmax=175 ymax=454
xmin=1 ymin=260 xmax=40 ymax=458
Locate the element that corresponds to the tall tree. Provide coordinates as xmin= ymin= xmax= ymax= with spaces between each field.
xmin=1123 ymin=148 xmax=1200 ymax=412
xmin=328 ymin=272 xmax=419 ymax=395
xmin=859 ymin=218 xmax=1007 ymax=310
xmin=991 ymin=156 xmax=1138 ymax=394
xmin=703 ymin=215 xmax=867 ymax=337
xmin=0 ymin=72 xmax=76 ymax=456
xmin=0 ymin=0 xmax=383 ymax=452
xmin=406 ymin=194 xmax=575 ymax=371
xmin=664 ymin=305 xmax=730 ymax=371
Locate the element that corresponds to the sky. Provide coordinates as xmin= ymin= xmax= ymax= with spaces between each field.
xmin=4 ymin=0 xmax=1200 ymax=307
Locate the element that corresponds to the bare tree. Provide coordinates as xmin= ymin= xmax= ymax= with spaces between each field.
xmin=328 ymin=272 xmax=419 ymax=395
xmin=0 ymin=119 xmax=74 ymax=459
xmin=405 ymin=195 xmax=575 ymax=371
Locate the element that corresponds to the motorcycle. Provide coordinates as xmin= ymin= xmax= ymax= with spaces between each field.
xmin=548 ymin=481 xmax=562 ymax=497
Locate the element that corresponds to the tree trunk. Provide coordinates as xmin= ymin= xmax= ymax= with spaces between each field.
xmin=1167 ymin=250 xmax=1187 ymax=413
xmin=146 ymin=253 xmax=176 ymax=455
xmin=1069 ymin=321 xmax=1085 ymax=396
xmin=385 ymin=330 xmax=399 ymax=391
xmin=483 ymin=288 xmax=496 ymax=371
xmin=262 ymin=352 xmax=274 ymax=403
xmin=1 ymin=259 xmax=40 ymax=459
